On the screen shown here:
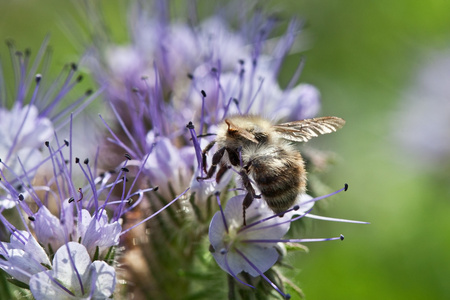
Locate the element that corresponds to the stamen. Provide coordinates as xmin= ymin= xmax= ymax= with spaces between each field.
xmin=99 ymin=112 xmax=138 ymax=157
xmin=199 ymin=90 xmax=207 ymax=138
xmin=235 ymin=248 xmax=290 ymax=299
xmin=222 ymin=249 xmax=255 ymax=289
xmin=300 ymin=184 xmax=349 ymax=207
xmin=63 ymin=243 xmax=85 ymax=295
xmin=215 ymin=192 xmax=228 ymax=233
xmin=242 ymin=235 xmax=345 ymax=243
xmin=120 ymin=187 xmax=189 ymax=236
xmin=77 ymin=188 xmax=83 ymax=202
xmin=186 ymin=122 xmax=203 ymax=173
xmin=305 ymin=214 xmax=369 ymax=224
xmin=239 ymin=207 xmax=312 ymax=234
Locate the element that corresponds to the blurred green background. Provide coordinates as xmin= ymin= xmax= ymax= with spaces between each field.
xmin=1 ymin=0 xmax=450 ymax=299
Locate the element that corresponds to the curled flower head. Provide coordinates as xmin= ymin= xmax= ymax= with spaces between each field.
xmin=0 ymin=39 xmax=97 ymax=209
xmin=0 ymin=122 xmax=187 ymax=297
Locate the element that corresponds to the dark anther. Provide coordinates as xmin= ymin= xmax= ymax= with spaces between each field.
xmin=28 ymin=216 xmax=35 ymax=221
xmin=340 ymin=234 xmax=345 ymax=241
xmin=214 ymin=191 xmax=220 ymax=196
xmin=132 ymin=87 xmax=139 ymax=93
xmin=201 ymin=90 xmax=207 ymax=97
xmin=25 ymin=48 xmax=31 ymax=56
xmin=64 ymin=160 xmax=69 ymax=164
xmin=68 ymin=197 xmax=75 ymax=203
xmin=187 ymin=73 xmax=194 ymax=79
xmin=293 ymin=205 xmax=300 ymax=211
xmin=209 ymin=244 xmax=215 ymax=253
xmin=124 ymin=153 xmax=132 ymax=160
xmin=35 ymin=74 xmax=42 ymax=83
xmin=76 ymin=75 xmax=83 ymax=82
xmin=64 ymin=139 xmax=69 ymax=147
xmin=84 ymin=158 xmax=89 ymax=165
xmin=71 ymin=63 xmax=78 ymax=71
xmin=344 ymin=183 xmax=348 ymax=191
xmin=85 ymin=89 xmax=93 ymax=96
xmin=233 ymin=98 xmax=239 ymax=105
xmin=15 ymin=51 xmax=23 ymax=57
xmin=45 ymin=141 xmax=50 ymax=147
xmin=127 ymin=198 xmax=133 ymax=205
xmin=211 ymin=67 xmax=217 ymax=73
xmin=220 ymin=248 xmax=227 ymax=255
xmin=238 ymin=59 xmax=244 ymax=65
xmin=75 ymin=157 xmax=80 ymax=164
xmin=18 ymin=194 xmax=24 ymax=201
xmin=252 ymin=58 xmax=257 ymax=66
xmin=121 ymin=167 xmax=129 ymax=173
xmin=153 ymin=186 xmax=159 ymax=191
xmin=186 ymin=121 xmax=194 ymax=129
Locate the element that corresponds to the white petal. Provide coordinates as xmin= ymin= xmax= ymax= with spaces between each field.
xmin=88 ymin=261 xmax=116 ymax=299
xmin=51 ymin=243 xmax=91 ymax=290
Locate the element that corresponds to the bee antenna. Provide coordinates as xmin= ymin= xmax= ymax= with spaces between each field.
xmin=196 ymin=133 xmax=217 ymax=138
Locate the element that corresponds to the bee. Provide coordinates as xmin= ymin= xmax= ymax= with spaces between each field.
xmin=198 ymin=115 xmax=345 ymax=225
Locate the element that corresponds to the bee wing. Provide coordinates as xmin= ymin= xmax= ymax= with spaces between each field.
xmin=272 ymin=116 xmax=345 ymax=142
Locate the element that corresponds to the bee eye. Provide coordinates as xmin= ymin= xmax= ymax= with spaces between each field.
xmin=254 ymin=132 xmax=267 ymax=142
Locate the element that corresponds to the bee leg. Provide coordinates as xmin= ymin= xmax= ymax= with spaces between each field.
xmin=201 ymin=140 xmax=216 ymax=174
xmin=197 ymin=146 xmax=226 ymax=180
xmin=240 ymin=170 xmax=257 ymax=226
xmin=226 ymin=147 xmax=240 ymax=166
xmin=242 ymin=192 xmax=254 ymax=226
xmin=215 ymin=163 xmax=230 ymax=183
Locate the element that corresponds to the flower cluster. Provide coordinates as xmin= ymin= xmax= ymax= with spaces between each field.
xmin=0 ymin=1 xmax=366 ymax=299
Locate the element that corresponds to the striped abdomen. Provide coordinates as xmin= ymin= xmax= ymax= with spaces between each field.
xmin=250 ymin=149 xmax=306 ymax=214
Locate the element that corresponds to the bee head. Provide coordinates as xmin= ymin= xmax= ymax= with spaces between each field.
xmin=225 ymin=119 xmax=258 ymax=143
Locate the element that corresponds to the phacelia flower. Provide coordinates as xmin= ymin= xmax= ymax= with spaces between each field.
xmin=0 ymin=123 xmax=187 ymax=298
xmin=209 ymin=186 xmax=366 ymax=299
xmin=0 ymin=39 xmax=97 ymax=209
xmin=75 ymin=1 xmax=365 ymax=299
xmin=29 ymin=242 xmax=116 ymax=299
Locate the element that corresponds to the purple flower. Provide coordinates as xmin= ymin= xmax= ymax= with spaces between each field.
xmin=0 ymin=40 xmax=97 ymax=209
xmin=29 ymin=242 xmax=116 ymax=299
xmin=0 ymin=230 xmax=51 ymax=284
xmin=79 ymin=2 xmax=362 ymax=298
xmin=0 ymin=125 xmax=187 ymax=297
xmin=392 ymin=51 xmax=450 ymax=170
xmin=209 ymin=186 xmax=367 ymax=299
